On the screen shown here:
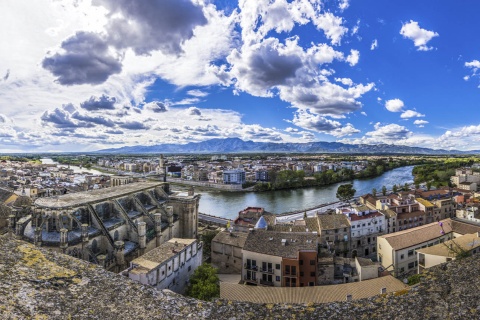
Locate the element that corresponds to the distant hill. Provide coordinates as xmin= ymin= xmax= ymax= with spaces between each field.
xmin=96 ymin=137 xmax=480 ymax=154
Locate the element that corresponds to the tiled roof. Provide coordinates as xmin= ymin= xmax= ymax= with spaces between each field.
xmin=212 ymin=231 xmax=248 ymax=248
xmin=220 ymin=275 xmax=406 ymax=304
xmin=451 ymin=220 xmax=480 ymax=235
xmin=0 ymin=188 xmax=13 ymax=203
xmin=243 ymin=231 xmax=317 ymax=258
xmin=380 ymin=209 xmax=397 ymax=219
xmin=131 ymin=238 xmax=196 ymax=269
xmin=349 ymin=211 xmax=383 ymax=222
xmin=417 ymin=233 xmax=480 ymax=257
xmin=416 ymin=198 xmax=434 ymax=207
xmin=317 ymin=214 xmax=350 ymax=230
xmin=380 ymin=220 xmax=453 ymax=250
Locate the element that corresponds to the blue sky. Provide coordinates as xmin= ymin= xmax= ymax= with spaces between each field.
xmin=1 ymin=0 xmax=480 ymax=152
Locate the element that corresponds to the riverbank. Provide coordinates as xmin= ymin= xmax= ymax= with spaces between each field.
xmin=196 ymin=166 xmax=415 ymax=218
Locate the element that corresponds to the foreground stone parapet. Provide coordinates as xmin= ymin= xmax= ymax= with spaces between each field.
xmin=0 ymin=235 xmax=480 ymax=319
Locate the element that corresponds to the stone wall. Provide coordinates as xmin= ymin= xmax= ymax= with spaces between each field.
xmin=1 ymin=235 xmax=479 ymax=319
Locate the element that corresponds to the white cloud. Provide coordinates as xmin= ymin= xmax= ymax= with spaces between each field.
xmin=400 ymin=110 xmax=425 ymax=118
xmin=370 ymin=39 xmax=378 ymax=50
xmin=335 ymin=78 xmax=354 ymax=86
xmin=413 ymin=119 xmax=428 ymax=127
xmin=385 ymin=99 xmax=404 ymax=112
xmin=339 ymin=0 xmax=350 ymax=11
xmin=346 ymin=49 xmax=360 ymax=66
xmin=361 ymin=111 xmax=367 ymax=116
xmin=400 ymin=20 xmax=439 ymax=51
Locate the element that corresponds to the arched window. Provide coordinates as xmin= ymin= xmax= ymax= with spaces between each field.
xmin=92 ymin=239 xmax=98 ymax=253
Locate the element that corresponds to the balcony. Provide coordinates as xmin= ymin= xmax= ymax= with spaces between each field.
xmin=260 ymin=268 xmax=274 ymax=274
xmin=244 ymin=277 xmax=258 ymax=285
xmin=244 ymin=264 xmax=258 ymax=271
xmin=259 ymin=279 xmax=274 ymax=286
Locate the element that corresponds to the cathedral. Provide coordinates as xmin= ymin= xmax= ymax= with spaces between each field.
xmin=9 ymin=181 xmax=199 ymax=272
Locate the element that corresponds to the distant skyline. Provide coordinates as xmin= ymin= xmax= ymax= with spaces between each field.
xmin=2 ymin=0 xmax=480 ymax=152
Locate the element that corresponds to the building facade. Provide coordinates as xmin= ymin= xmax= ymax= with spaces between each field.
xmin=127 ymin=238 xmax=202 ymax=294
xmin=10 ymin=182 xmax=199 ymax=272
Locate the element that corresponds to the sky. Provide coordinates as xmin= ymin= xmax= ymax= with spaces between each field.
xmin=2 ymin=0 xmax=480 ymax=152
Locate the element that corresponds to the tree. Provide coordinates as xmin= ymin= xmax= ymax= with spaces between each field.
xmin=336 ymin=184 xmax=356 ymax=203
xmin=392 ymin=184 xmax=398 ymax=193
xmin=186 ymin=263 xmax=220 ymax=301
xmin=403 ymin=183 xmax=409 ymax=191
xmin=201 ymin=230 xmax=219 ymax=259
xmin=382 ymin=185 xmax=387 ymax=196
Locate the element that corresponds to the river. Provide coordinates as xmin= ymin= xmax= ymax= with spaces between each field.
xmin=197 ymin=166 xmax=415 ymax=219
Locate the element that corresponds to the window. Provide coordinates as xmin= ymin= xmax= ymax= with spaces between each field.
xmin=400 ymin=267 xmax=405 ymax=273
xmin=310 ymin=260 xmax=315 ymax=265
xmin=188 ymin=266 xmax=191 ymax=272
xmin=352 ymin=225 xmax=355 ymax=229
xmin=300 ymin=272 xmax=304 ymax=277
xmin=408 ymin=262 xmax=414 ymax=269
xmin=310 ymin=272 xmax=315 ymax=277
xmin=275 ymin=264 xmax=280 ymax=270
xmin=285 ymin=265 xmax=290 ymax=275
xmin=400 ymin=254 xmax=404 ymax=260
xmin=276 ymin=276 xmax=280 ymax=281
xmin=291 ymin=266 xmax=297 ymax=276
xmin=408 ymin=250 xmax=414 ymax=257
xmin=309 ymin=282 xmax=314 ymax=286
xmin=299 ymin=260 xmax=303 ymax=265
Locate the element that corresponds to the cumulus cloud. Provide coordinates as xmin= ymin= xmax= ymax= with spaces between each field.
xmin=313 ymin=12 xmax=349 ymax=46
xmin=187 ymin=107 xmax=202 ymax=116
xmin=93 ymin=0 xmax=207 ymax=55
xmin=290 ymin=111 xmax=342 ymax=132
xmin=370 ymin=39 xmax=378 ymax=50
xmin=400 ymin=20 xmax=439 ymax=51
xmin=228 ymin=37 xmax=303 ymax=97
xmin=330 ymin=123 xmax=360 ymax=137
xmin=338 ymin=0 xmax=350 ymax=11
xmin=118 ymin=121 xmax=149 ymax=130
xmin=335 ymin=78 xmax=354 ymax=86
xmin=42 ymin=32 xmax=122 ymax=85
xmin=144 ymin=101 xmax=168 ymax=113
xmin=401 ymin=110 xmax=425 ymax=118
xmin=368 ymin=122 xmax=412 ymax=140
xmin=414 ymin=119 xmax=429 ymax=127
xmin=346 ymin=49 xmax=360 ymax=66
xmin=41 ymin=105 xmax=94 ymax=129
xmin=80 ymin=94 xmax=117 ymax=111
xmin=385 ymin=98 xmax=404 ymax=112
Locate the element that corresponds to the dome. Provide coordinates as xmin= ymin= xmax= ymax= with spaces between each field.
xmin=254 ymin=215 xmax=268 ymax=230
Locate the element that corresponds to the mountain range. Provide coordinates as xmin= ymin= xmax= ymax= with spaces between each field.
xmin=96 ymin=138 xmax=480 ymax=154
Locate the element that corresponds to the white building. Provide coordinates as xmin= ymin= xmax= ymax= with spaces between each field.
xmin=127 ymin=238 xmax=203 ymax=294
xmin=223 ymin=170 xmax=246 ymax=185
xmin=417 ymin=232 xmax=480 ymax=273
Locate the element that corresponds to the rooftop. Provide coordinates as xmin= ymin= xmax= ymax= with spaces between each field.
xmin=130 ymin=238 xmax=196 ymax=272
xmin=380 ymin=220 xmax=452 ymax=250
xmin=220 ymin=275 xmax=406 ymax=304
xmin=417 ymin=233 xmax=480 ymax=257
xmin=34 ymin=182 xmax=165 ymax=209
xmin=212 ymin=231 xmax=248 ymax=248
xmin=415 ymin=198 xmax=434 ymax=207
xmin=243 ymin=231 xmax=317 ymax=258
xmin=317 ymin=214 xmax=350 ymax=230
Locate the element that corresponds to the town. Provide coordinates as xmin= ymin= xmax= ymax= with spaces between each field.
xmin=2 ymin=155 xmax=480 ymax=306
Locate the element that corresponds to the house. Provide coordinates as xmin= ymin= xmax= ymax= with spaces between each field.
xmin=127 ymin=238 xmax=202 ymax=294
xmin=417 ymin=232 xmax=480 ymax=273
xmin=377 ymin=218 xmax=480 ymax=277
xmin=223 ymin=170 xmax=246 ymax=185
xmin=317 ymin=214 xmax=351 ymax=257
xmin=211 ymin=230 xmax=248 ymax=273
xmin=242 ymin=231 xmax=318 ymax=287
